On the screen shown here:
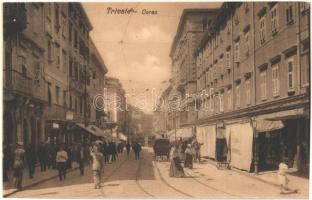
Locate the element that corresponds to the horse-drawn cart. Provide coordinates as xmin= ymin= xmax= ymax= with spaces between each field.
xmin=153 ymin=138 xmax=170 ymax=161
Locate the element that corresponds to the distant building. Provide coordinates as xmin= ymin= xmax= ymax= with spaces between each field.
xmin=104 ymin=77 xmax=127 ymax=136
xmin=169 ymin=8 xmax=218 ymax=132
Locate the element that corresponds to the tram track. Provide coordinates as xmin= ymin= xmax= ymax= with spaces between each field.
xmin=100 ymin=153 xmax=154 ymax=198
xmin=135 ymin=156 xmax=155 ymax=197
xmin=157 ymin=161 xmax=238 ymax=198
xmin=100 ymin=158 xmax=128 ymax=197
xmin=153 ymin=161 xmax=194 ymax=198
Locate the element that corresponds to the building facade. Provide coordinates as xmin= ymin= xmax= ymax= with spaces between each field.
xmin=4 ymin=3 xmax=48 ymax=150
xmin=4 ymin=2 xmax=109 ymax=148
xmin=89 ymin=39 xmax=108 ymax=128
xmin=193 ymin=2 xmax=310 ymax=174
xmin=104 ymin=77 xmax=127 ymax=137
xmin=169 ymin=9 xmax=218 ymax=134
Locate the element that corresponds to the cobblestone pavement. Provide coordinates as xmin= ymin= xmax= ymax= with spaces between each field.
xmin=10 ymin=148 xmax=308 ymax=198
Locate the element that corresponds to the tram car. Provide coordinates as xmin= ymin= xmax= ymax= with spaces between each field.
xmin=153 ymin=138 xmax=170 ymax=161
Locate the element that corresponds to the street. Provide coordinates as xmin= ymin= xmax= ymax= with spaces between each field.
xmin=9 ymin=148 xmax=306 ymax=198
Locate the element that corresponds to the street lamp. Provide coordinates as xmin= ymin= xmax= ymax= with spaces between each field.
xmin=251 ymin=116 xmax=258 ymax=174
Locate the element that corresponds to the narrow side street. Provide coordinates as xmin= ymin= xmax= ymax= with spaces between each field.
xmin=9 ymin=148 xmax=307 ymax=198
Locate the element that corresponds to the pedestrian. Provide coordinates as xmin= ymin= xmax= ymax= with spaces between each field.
xmin=13 ymin=142 xmax=25 ymax=190
xmin=3 ymin=145 xmax=10 ymax=182
xmin=184 ymin=144 xmax=193 ymax=169
xmin=25 ymin=144 xmax=36 ymax=178
xmin=77 ymin=144 xmax=85 ymax=176
xmin=110 ymin=142 xmax=117 ymax=162
xmin=51 ymin=144 xmax=57 ymax=169
xmin=37 ymin=142 xmax=46 ymax=171
xmin=135 ymin=143 xmax=142 ymax=160
xmin=56 ymin=145 xmax=68 ymax=181
xmin=126 ymin=142 xmax=131 ymax=159
xmin=90 ymin=144 xmax=104 ymax=189
xmin=103 ymin=141 xmax=109 ymax=163
xmin=278 ymin=158 xmax=298 ymax=194
xmin=192 ymin=138 xmax=201 ymax=163
xmin=179 ymin=139 xmax=187 ymax=162
xmin=65 ymin=145 xmax=72 ymax=169
xmin=169 ymin=144 xmax=184 ymax=178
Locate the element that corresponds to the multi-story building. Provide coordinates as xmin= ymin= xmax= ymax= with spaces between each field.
xmin=153 ymin=85 xmax=172 ymax=137
xmin=104 ymin=77 xmax=127 ymax=137
xmin=4 ymin=3 xmax=48 ymax=150
xmin=193 ymin=2 xmax=310 ymax=174
xmin=4 ymin=2 xmax=110 ymax=147
xmin=43 ymin=3 xmax=70 ymax=144
xmin=169 ymin=9 xmax=218 ymax=136
xmin=67 ymin=3 xmax=92 ymax=126
xmin=89 ymin=39 xmax=108 ymax=128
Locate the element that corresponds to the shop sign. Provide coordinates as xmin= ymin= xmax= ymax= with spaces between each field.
xmin=53 ymin=123 xmax=59 ymax=129
xmin=66 ymin=111 xmax=74 ymax=121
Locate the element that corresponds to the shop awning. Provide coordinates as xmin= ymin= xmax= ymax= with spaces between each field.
xmin=118 ymin=133 xmax=127 ymax=141
xmin=255 ymin=119 xmax=284 ymax=133
xmin=258 ymin=108 xmax=305 ymax=121
xmin=76 ymin=123 xmax=97 ymax=136
xmin=87 ymin=125 xmax=105 ymax=137
xmin=176 ymin=127 xmax=193 ymax=140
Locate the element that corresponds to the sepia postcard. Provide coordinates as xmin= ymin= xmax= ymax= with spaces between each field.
xmin=2 ymin=1 xmax=310 ymax=199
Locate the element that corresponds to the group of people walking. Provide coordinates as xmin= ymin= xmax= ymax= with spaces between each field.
xmin=169 ymin=137 xmax=201 ymax=178
xmin=89 ymin=141 xmax=142 ymax=189
xmin=3 ymin=142 xmax=92 ymax=189
xmin=4 ymin=140 xmax=141 ymax=190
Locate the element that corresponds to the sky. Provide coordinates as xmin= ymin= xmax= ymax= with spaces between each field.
xmin=83 ymin=2 xmax=221 ymax=113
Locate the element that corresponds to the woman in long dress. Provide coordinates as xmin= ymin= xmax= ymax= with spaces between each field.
xmin=169 ymin=144 xmax=185 ymax=178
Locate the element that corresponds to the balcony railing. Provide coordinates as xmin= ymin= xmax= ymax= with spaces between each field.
xmin=4 ymin=70 xmax=47 ymax=101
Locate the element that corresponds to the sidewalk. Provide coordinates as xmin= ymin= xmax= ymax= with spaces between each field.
xmin=3 ymin=162 xmax=80 ymax=197
xmin=199 ymin=158 xmax=309 ymax=196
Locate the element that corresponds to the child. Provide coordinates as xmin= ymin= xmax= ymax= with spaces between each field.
xmin=278 ymin=160 xmax=289 ymax=194
xmin=278 ymin=158 xmax=297 ymax=194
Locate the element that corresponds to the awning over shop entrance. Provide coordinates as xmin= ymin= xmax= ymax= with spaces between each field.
xmin=258 ymin=108 xmax=305 ymax=121
xmin=255 ymin=119 xmax=284 ymax=133
xmin=177 ymin=127 xmax=193 ymax=140
xmin=87 ymin=125 xmax=106 ymax=138
xmin=76 ymin=123 xmax=97 ymax=136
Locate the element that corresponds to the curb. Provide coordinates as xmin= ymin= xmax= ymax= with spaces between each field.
xmin=3 ymin=166 xmax=80 ymax=197
xmin=200 ymin=158 xmax=280 ymax=188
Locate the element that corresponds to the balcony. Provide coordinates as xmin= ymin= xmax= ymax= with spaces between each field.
xmin=4 ymin=3 xmax=27 ymax=38
xmin=4 ymin=70 xmax=47 ymax=102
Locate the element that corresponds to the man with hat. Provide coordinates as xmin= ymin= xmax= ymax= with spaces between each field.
xmin=13 ymin=142 xmax=25 ymax=190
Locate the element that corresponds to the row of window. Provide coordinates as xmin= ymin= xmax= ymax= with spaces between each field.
xmin=47 ymin=82 xmax=85 ymax=114
xmin=197 ymin=55 xmax=298 ymax=114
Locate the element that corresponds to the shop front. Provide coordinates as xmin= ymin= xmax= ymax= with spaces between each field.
xmin=196 ymin=124 xmax=216 ymax=159
xmin=225 ymin=122 xmax=253 ymax=171
xmin=254 ymin=108 xmax=310 ymax=175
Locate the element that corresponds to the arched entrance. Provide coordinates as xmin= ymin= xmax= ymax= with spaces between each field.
xmin=23 ymin=119 xmax=29 ymax=146
xmin=37 ymin=120 xmax=41 ymax=143
xmin=30 ymin=117 xmax=36 ymax=148
xmin=3 ymin=111 xmax=13 ymax=146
